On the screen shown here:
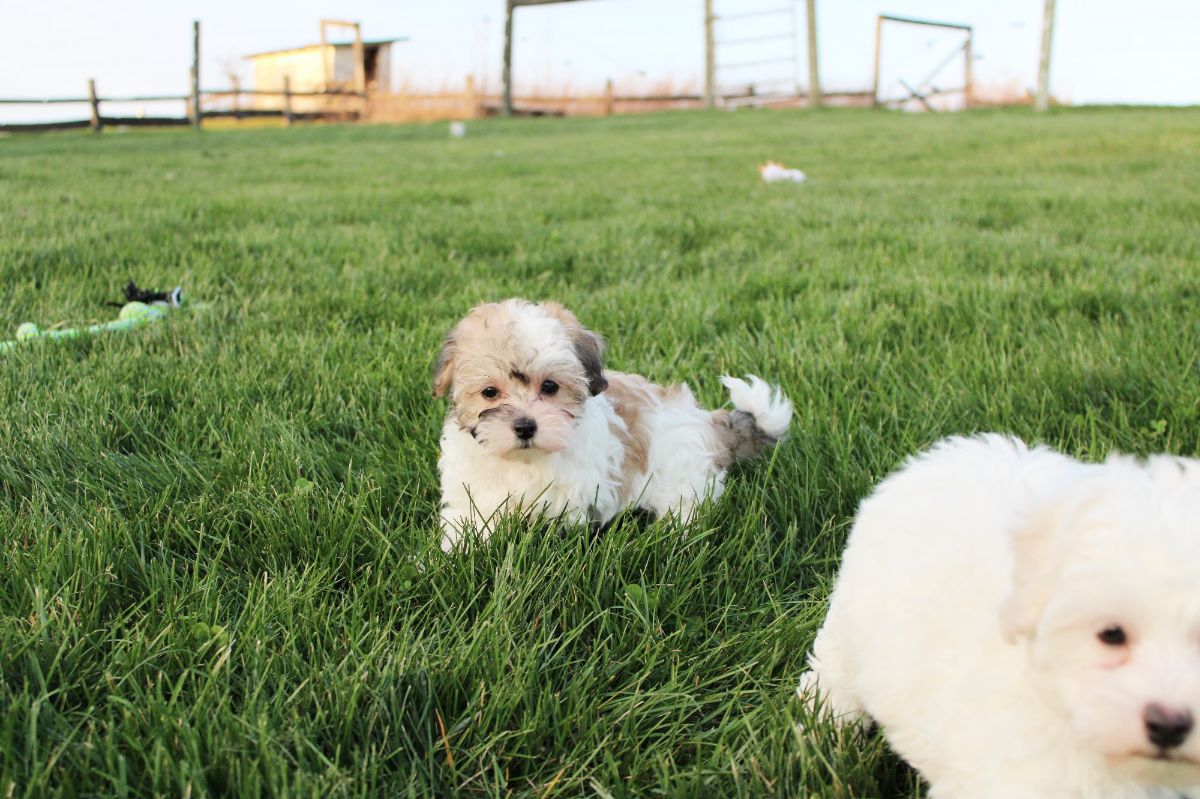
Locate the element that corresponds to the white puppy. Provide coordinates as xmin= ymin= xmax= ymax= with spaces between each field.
xmin=433 ymin=298 xmax=792 ymax=551
xmin=800 ymin=434 xmax=1200 ymax=799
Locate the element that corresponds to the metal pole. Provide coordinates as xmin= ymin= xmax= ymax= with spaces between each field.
xmin=704 ymin=0 xmax=715 ymax=108
xmin=1034 ymin=0 xmax=1056 ymax=111
xmin=191 ymin=20 xmax=201 ymax=129
xmin=805 ymin=0 xmax=821 ymax=107
xmin=502 ymin=0 xmax=515 ymax=116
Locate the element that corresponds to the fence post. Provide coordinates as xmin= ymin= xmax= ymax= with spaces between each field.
xmin=1034 ymin=0 xmax=1056 ymax=111
xmin=805 ymin=0 xmax=822 ymax=108
xmin=87 ymin=79 xmax=102 ymax=133
xmin=871 ymin=15 xmax=883 ymax=108
xmin=190 ymin=20 xmax=202 ymax=129
xmin=703 ymin=0 xmax=715 ymax=108
xmin=502 ymin=0 xmax=515 ymax=116
xmin=604 ymin=79 xmax=614 ymax=116
xmin=963 ymin=31 xmax=974 ymax=109
xmin=283 ymin=76 xmax=294 ymax=127
xmin=464 ymin=75 xmax=478 ymax=118
xmin=352 ymin=21 xmax=367 ymax=120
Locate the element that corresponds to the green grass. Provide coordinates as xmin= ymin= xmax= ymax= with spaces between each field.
xmin=1 ymin=107 xmax=1198 ymax=797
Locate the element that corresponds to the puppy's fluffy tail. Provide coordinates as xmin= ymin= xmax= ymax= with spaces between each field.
xmin=712 ymin=375 xmax=792 ymax=466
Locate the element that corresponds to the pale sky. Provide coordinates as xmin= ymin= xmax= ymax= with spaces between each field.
xmin=1 ymin=0 xmax=1197 ymax=122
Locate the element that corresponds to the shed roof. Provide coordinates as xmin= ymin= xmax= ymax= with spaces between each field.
xmin=244 ymin=38 xmax=405 ymax=60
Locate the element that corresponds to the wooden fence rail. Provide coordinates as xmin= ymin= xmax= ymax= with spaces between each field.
xmin=1 ymin=78 xmax=876 ymax=133
xmin=0 ymin=78 xmax=368 ymax=133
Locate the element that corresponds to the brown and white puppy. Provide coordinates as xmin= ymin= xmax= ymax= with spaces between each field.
xmin=433 ymin=298 xmax=792 ymax=551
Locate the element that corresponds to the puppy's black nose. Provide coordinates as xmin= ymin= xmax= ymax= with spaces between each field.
xmin=513 ymin=418 xmax=537 ymax=441
xmin=1144 ymin=703 xmax=1193 ymax=750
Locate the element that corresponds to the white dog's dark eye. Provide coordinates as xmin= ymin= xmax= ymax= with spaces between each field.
xmin=481 ymin=386 xmax=499 ymax=400
xmin=1097 ymin=626 xmax=1127 ymax=646
xmin=541 ymin=380 xmax=559 ymax=395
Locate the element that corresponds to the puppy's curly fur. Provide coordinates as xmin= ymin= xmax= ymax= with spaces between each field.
xmin=434 ymin=299 xmax=792 ymax=551
xmin=800 ymin=435 xmax=1200 ymax=799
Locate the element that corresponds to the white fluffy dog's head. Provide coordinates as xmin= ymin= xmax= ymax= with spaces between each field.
xmin=1002 ymin=455 xmax=1200 ymax=785
xmin=432 ymin=299 xmax=608 ymax=459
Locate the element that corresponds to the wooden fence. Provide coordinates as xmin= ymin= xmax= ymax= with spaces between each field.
xmin=1 ymin=78 xmax=875 ymax=133
xmin=0 ymin=79 xmax=366 ymax=133
xmin=366 ymin=80 xmax=873 ymax=123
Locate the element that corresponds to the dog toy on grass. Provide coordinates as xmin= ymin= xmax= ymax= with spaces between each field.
xmin=0 ymin=279 xmax=183 ymax=354
xmin=6 ymin=301 xmax=165 ymax=347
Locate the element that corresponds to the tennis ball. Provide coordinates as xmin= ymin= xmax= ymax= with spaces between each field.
xmin=118 ymin=301 xmax=166 ymax=324
xmin=15 ymin=322 xmax=39 ymax=341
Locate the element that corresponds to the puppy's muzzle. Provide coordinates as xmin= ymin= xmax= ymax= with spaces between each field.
xmin=513 ymin=417 xmax=537 ymax=441
xmin=1144 ymin=703 xmax=1193 ymax=750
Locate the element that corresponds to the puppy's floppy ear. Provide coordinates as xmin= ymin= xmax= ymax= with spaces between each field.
xmin=432 ymin=331 xmax=456 ymax=398
xmin=542 ymin=302 xmax=608 ymax=396
xmin=572 ymin=327 xmax=608 ymax=396
xmin=999 ymin=509 xmax=1059 ymax=643
xmin=999 ymin=486 xmax=1099 ymax=643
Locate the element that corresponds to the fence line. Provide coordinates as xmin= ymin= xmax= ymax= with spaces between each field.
xmin=0 ymin=79 xmax=369 ymax=133
xmin=0 ymin=78 xmax=874 ymax=133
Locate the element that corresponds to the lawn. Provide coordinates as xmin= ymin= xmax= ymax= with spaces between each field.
xmin=1 ymin=107 xmax=1198 ymax=797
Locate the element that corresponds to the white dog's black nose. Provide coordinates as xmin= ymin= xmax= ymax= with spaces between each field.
xmin=1144 ymin=703 xmax=1193 ymax=750
xmin=513 ymin=418 xmax=537 ymax=441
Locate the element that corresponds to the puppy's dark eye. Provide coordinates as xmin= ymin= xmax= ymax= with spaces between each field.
xmin=541 ymin=380 xmax=559 ymax=395
xmin=1098 ymin=626 xmax=1127 ymax=646
xmin=481 ymin=386 xmax=499 ymax=400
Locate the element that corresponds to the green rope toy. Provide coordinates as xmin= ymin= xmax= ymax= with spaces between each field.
xmin=0 ymin=282 xmax=181 ymax=355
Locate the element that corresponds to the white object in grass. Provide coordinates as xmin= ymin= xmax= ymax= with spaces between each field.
xmin=758 ymin=161 xmax=806 ymax=183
